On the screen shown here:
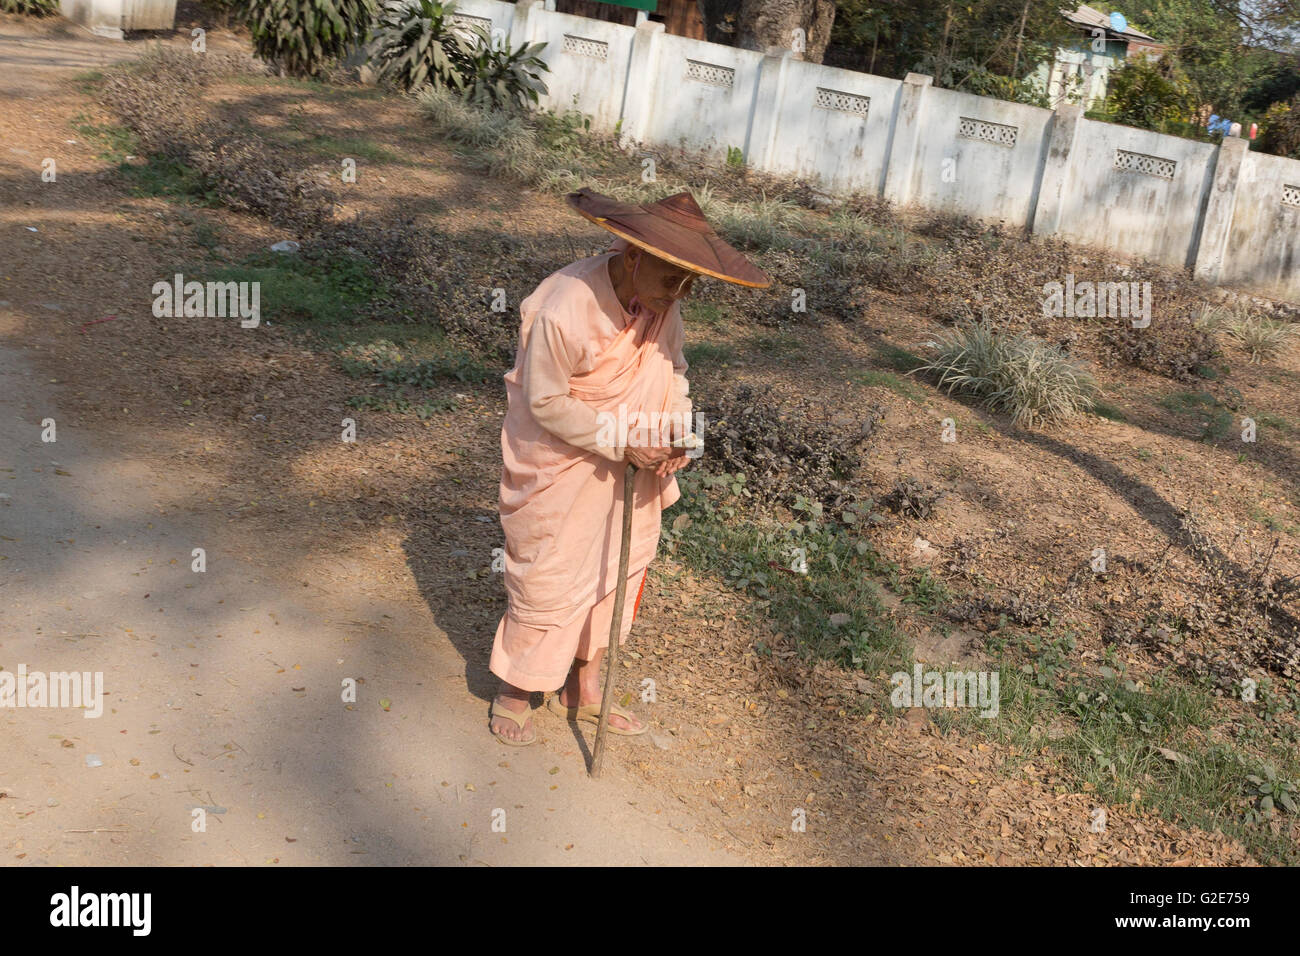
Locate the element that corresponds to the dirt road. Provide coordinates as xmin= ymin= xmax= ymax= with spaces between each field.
xmin=0 ymin=18 xmax=745 ymax=866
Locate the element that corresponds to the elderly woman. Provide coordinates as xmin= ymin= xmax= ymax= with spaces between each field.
xmin=488 ymin=187 xmax=769 ymax=745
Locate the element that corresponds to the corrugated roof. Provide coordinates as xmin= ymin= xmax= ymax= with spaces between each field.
xmin=1061 ymin=4 xmax=1157 ymax=43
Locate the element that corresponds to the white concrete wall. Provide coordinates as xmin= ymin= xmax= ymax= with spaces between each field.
xmin=905 ymin=87 xmax=1053 ymax=228
xmin=449 ymin=0 xmax=516 ymax=45
xmin=60 ymin=0 xmax=175 ymax=35
xmin=760 ymin=58 xmax=901 ymax=195
xmin=1218 ymin=150 xmax=1300 ymax=301
xmin=123 ymin=0 xmax=175 ymax=31
xmin=640 ymin=33 xmax=765 ymax=159
xmin=60 ymin=0 xmax=125 ymax=38
xmin=1051 ymin=118 xmax=1218 ymax=269
xmin=434 ymin=1 xmax=1300 ymax=303
xmin=523 ymin=11 xmax=636 ymax=132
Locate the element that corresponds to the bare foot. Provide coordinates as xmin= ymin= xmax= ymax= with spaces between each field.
xmin=561 ymin=653 xmax=644 ymax=733
xmin=490 ymin=681 xmax=534 ymax=743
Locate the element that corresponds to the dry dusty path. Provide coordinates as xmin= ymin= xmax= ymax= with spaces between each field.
xmin=0 ymin=18 xmax=747 ymax=867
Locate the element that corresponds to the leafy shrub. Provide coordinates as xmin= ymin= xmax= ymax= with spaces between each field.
xmin=1104 ymin=310 xmax=1221 ymax=382
xmin=1 ymin=0 xmax=58 ymax=14
xmin=919 ymin=320 xmax=1097 ymax=427
xmin=1244 ymin=764 xmax=1299 ymax=822
xmin=1102 ymin=56 xmax=1195 ymax=134
xmin=239 ymin=0 xmax=377 ymax=78
xmin=695 ymin=383 xmax=883 ymax=514
xmin=1259 ymin=95 xmax=1300 ymax=160
xmin=458 ymin=34 xmax=550 ymax=110
xmin=881 ymin=477 xmax=945 ymax=519
xmin=366 ymin=0 xmax=476 ymax=92
xmin=367 ymin=0 xmax=548 ymax=107
xmin=313 ymin=214 xmax=553 ymax=361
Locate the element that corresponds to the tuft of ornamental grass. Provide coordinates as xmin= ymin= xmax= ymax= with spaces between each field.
xmin=919 ymin=320 xmax=1098 ymax=427
xmin=713 ymin=193 xmax=802 ymax=250
xmin=1222 ymin=308 xmax=1298 ymax=365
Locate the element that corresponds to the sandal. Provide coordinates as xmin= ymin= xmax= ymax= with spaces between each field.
xmin=490 ymin=698 xmax=537 ymax=746
xmin=547 ymin=694 xmax=649 ymax=736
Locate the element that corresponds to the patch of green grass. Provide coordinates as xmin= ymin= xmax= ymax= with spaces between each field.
xmin=747 ymin=331 xmax=803 ymax=356
xmin=272 ymin=130 xmax=405 ymax=165
xmin=73 ymin=115 xmax=218 ymax=204
xmin=1247 ymin=504 xmax=1298 ymax=534
xmin=374 ymin=352 xmax=492 ymax=386
xmin=321 ymin=321 xmax=447 ymax=353
xmin=202 ymin=250 xmax=386 ymax=328
xmin=938 ymin=631 xmax=1300 ymax=865
xmin=853 ymin=369 xmax=925 ymax=403
xmin=682 ymin=300 xmax=726 ymax=330
xmin=1092 ymin=400 xmax=1128 ymax=422
xmin=1158 ymin=390 xmax=1217 ymax=413
xmin=346 ymin=393 xmax=457 ymax=417
xmin=665 ymin=456 xmax=1300 ymax=862
xmin=336 ymin=336 xmax=493 ymax=414
xmin=71 ymin=115 xmax=138 ymax=164
xmin=873 ymin=342 xmax=925 ymax=373
xmin=191 ymin=219 xmax=222 ymax=252
xmin=661 ymin=475 xmax=908 ymax=674
xmin=119 ymin=156 xmax=218 ymax=204
xmin=71 ymin=70 xmax=106 ymax=95
xmin=319 ymin=136 xmax=403 ymax=163
xmin=1255 ymin=412 xmax=1295 ymax=435
xmin=684 ymin=342 xmax=736 ymax=366
xmin=1158 ymin=390 xmax=1234 ymax=442
xmin=899 ymin=568 xmax=950 ymax=613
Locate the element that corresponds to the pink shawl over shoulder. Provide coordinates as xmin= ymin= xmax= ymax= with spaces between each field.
xmin=498 ymin=247 xmax=682 ymax=629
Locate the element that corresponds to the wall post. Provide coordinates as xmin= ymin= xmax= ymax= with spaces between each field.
xmin=510 ymin=0 xmax=546 ymax=49
xmin=1193 ymin=136 xmax=1249 ymax=284
xmin=618 ymin=20 xmax=666 ymax=149
xmin=743 ymin=51 xmax=793 ymax=170
xmin=881 ymin=73 xmax=933 ymax=206
xmin=1030 ymin=103 xmax=1085 ymax=236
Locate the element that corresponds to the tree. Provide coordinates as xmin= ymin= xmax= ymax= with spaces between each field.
xmin=825 ymin=0 xmax=1075 ymax=86
xmin=1103 ymin=53 xmax=1196 ymax=133
xmin=1260 ymin=95 xmax=1300 ymax=158
xmin=1110 ymin=0 xmax=1283 ymax=120
xmin=699 ymin=0 xmax=837 ymax=62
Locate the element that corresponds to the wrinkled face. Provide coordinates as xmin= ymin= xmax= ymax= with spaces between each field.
xmin=627 ymin=247 xmax=699 ymax=314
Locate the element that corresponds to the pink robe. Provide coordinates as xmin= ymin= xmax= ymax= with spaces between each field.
xmin=488 ymin=249 xmax=691 ymax=691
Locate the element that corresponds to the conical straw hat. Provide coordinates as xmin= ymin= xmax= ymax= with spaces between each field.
xmin=566 ymin=187 xmax=771 ymax=289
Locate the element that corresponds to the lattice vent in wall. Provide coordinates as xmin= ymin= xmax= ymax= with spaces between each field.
xmin=957 ymin=116 xmax=1018 ymax=147
xmin=448 ymin=13 xmax=492 ymax=33
xmin=1114 ymin=149 xmax=1177 ymax=180
xmin=815 ymin=88 xmax=870 ymax=117
xmin=563 ymin=34 xmax=609 ymax=60
xmin=685 ymin=59 xmax=735 ymax=88
xmin=1283 ymin=184 xmax=1300 ymax=208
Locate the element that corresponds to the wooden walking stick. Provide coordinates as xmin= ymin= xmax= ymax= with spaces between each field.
xmin=591 ymin=462 xmax=637 ymax=778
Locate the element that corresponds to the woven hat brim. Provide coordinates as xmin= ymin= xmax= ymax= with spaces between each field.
xmin=567 ymin=200 xmax=771 ymax=289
